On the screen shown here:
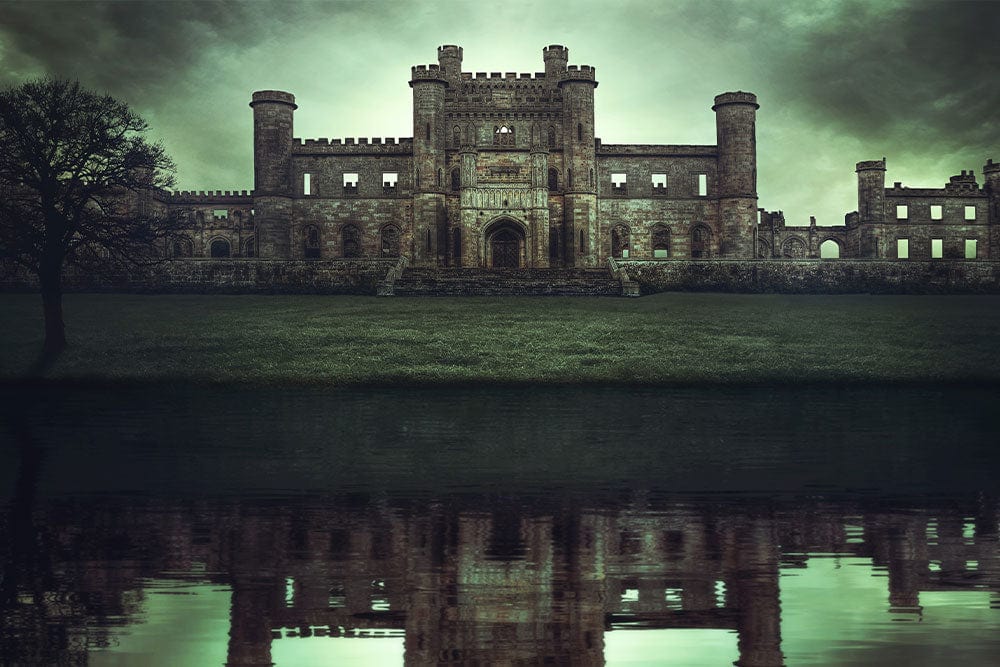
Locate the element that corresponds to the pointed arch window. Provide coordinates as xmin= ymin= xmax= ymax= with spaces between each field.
xmin=451 ymin=167 xmax=461 ymax=192
xmin=691 ymin=225 xmax=712 ymax=259
xmin=652 ymin=226 xmax=670 ymax=258
xmin=453 ymin=125 xmax=462 ymax=147
xmin=243 ymin=237 xmax=256 ymax=258
xmin=304 ymin=225 xmax=321 ymax=259
xmin=548 ymin=168 xmax=559 ymax=191
xmin=210 ymin=238 xmax=231 ymax=258
xmin=342 ymin=224 xmax=360 ymax=258
xmin=547 ymin=126 xmax=556 ymax=148
xmin=380 ymin=225 xmax=400 ymax=257
xmin=494 ymin=124 xmax=514 ymax=146
xmin=611 ymin=225 xmax=631 ymax=258
xmin=172 ymin=236 xmax=193 ymax=258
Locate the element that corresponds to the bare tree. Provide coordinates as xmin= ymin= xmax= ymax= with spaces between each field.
xmin=0 ymin=78 xmax=177 ymax=364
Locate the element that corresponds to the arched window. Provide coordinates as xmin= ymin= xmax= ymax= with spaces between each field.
xmin=820 ymin=239 xmax=841 ymax=259
xmin=567 ymin=168 xmax=573 ymax=189
xmin=548 ymin=168 xmax=559 ymax=191
xmin=577 ymin=123 xmax=583 ymax=142
xmin=172 ymin=236 xmax=193 ymax=258
xmin=494 ymin=124 xmax=514 ymax=146
xmin=579 ymin=229 xmax=585 ymax=254
xmin=303 ymin=225 xmax=321 ymax=259
xmin=547 ymin=126 xmax=556 ymax=148
xmin=757 ymin=240 xmax=771 ymax=259
xmin=425 ymin=123 xmax=431 ymax=141
xmin=243 ymin=237 xmax=256 ymax=258
xmin=782 ymin=237 xmax=807 ymax=258
xmin=210 ymin=238 xmax=231 ymax=258
xmin=652 ymin=226 xmax=669 ymax=258
xmin=453 ymin=125 xmax=461 ymax=147
xmin=589 ymin=168 xmax=594 ymax=187
xmin=691 ymin=225 xmax=712 ymax=259
xmin=451 ymin=167 xmax=461 ymax=191
xmin=342 ymin=224 xmax=360 ymax=258
xmin=380 ymin=225 xmax=400 ymax=257
xmin=195 ymin=210 xmax=205 ymax=224
xmin=611 ymin=225 xmax=631 ymax=258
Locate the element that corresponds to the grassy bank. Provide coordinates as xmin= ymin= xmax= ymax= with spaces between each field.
xmin=2 ymin=293 xmax=999 ymax=385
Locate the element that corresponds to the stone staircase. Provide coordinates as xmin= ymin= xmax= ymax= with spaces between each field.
xmin=389 ymin=267 xmax=625 ymax=296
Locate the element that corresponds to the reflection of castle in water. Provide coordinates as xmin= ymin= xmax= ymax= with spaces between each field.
xmin=3 ymin=496 xmax=998 ymax=666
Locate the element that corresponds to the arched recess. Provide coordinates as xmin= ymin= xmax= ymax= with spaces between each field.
xmin=819 ymin=238 xmax=842 ymax=259
xmin=172 ymin=236 xmax=193 ymax=258
xmin=690 ymin=224 xmax=712 ymax=259
xmin=209 ymin=237 xmax=231 ymax=258
xmin=547 ymin=126 xmax=556 ymax=148
xmin=611 ymin=224 xmax=631 ymax=259
xmin=548 ymin=168 xmax=559 ymax=192
xmin=757 ymin=239 xmax=771 ymax=259
xmin=782 ymin=236 xmax=807 ymax=258
xmin=303 ymin=224 xmax=321 ymax=259
xmin=380 ymin=224 xmax=400 ymax=258
xmin=651 ymin=225 xmax=670 ymax=258
xmin=450 ymin=167 xmax=461 ymax=192
xmin=243 ymin=237 xmax=256 ymax=258
xmin=483 ymin=217 xmax=527 ymax=268
xmin=341 ymin=224 xmax=361 ymax=258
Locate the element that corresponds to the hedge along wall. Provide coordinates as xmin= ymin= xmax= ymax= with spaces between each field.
xmin=617 ymin=260 xmax=1000 ymax=294
xmin=1 ymin=259 xmax=400 ymax=295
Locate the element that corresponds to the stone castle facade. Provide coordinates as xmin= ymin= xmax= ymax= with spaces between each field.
xmin=156 ymin=45 xmax=999 ymax=271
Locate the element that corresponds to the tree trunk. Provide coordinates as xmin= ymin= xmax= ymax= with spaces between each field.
xmin=38 ymin=262 xmax=66 ymax=360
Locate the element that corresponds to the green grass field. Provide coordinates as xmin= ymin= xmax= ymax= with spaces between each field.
xmin=2 ymin=293 xmax=999 ymax=385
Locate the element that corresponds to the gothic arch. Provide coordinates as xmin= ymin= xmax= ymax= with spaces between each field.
xmin=341 ymin=224 xmax=361 ymax=258
xmin=208 ymin=236 xmax=231 ymax=258
xmin=782 ymin=236 xmax=808 ymax=258
xmin=243 ymin=236 xmax=256 ymax=258
xmin=611 ymin=224 xmax=631 ymax=258
xmin=380 ymin=224 xmax=401 ymax=257
xmin=690 ymin=224 xmax=712 ymax=259
xmin=483 ymin=216 xmax=528 ymax=269
xmin=303 ymin=224 xmax=321 ymax=259
xmin=172 ymin=236 xmax=193 ymax=258
xmin=819 ymin=237 xmax=842 ymax=259
xmin=651 ymin=224 xmax=670 ymax=258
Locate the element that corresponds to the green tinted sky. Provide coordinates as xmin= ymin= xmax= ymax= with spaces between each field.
xmin=1 ymin=0 xmax=997 ymax=226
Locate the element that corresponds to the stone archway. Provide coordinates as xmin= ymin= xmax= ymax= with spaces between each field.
xmin=484 ymin=218 xmax=526 ymax=269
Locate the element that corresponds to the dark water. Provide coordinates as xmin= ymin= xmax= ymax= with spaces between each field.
xmin=1 ymin=384 xmax=999 ymax=666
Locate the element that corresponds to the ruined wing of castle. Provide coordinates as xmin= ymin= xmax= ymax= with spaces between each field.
xmin=162 ymin=45 xmax=1000 ymax=286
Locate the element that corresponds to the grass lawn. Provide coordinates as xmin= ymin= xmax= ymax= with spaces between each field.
xmin=2 ymin=292 xmax=999 ymax=385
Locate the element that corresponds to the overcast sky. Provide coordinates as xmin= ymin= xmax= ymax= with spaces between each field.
xmin=1 ymin=0 xmax=997 ymax=226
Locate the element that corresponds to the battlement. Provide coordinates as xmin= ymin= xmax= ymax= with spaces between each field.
xmin=543 ymin=44 xmax=568 ymax=59
xmin=410 ymin=65 xmax=449 ymax=85
xmin=856 ymin=159 xmax=886 ymax=172
xmin=983 ymin=158 xmax=1000 ymax=175
xmin=463 ymin=72 xmax=550 ymax=81
xmin=712 ymin=91 xmax=759 ymax=111
xmin=249 ymin=90 xmax=297 ymax=109
xmin=438 ymin=44 xmax=463 ymax=59
xmin=945 ymin=170 xmax=980 ymax=193
xmin=559 ymin=65 xmax=598 ymax=87
xmin=167 ymin=190 xmax=254 ymax=203
xmin=596 ymin=143 xmax=718 ymax=157
xmin=291 ymin=136 xmax=414 ymax=155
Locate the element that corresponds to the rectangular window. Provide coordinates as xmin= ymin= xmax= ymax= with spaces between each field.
xmin=651 ymin=173 xmax=667 ymax=193
xmin=965 ymin=239 xmax=978 ymax=259
xmin=382 ymin=172 xmax=398 ymax=194
xmin=965 ymin=205 xmax=976 ymax=220
xmin=897 ymin=238 xmax=909 ymax=259
xmin=212 ymin=209 xmax=228 ymax=219
xmin=931 ymin=238 xmax=943 ymax=258
xmin=930 ymin=204 xmax=942 ymax=220
xmin=303 ymin=173 xmax=312 ymax=196
xmin=896 ymin=205 xmax=908 ymax=219
xmin=697 ymin=174 xmax=708 ymax=197
xmin=611 ymin=172 xmax=627 ymax=195
xmin=653 ymin=248 xmax=668 ymax=258
xmin=343 ymin=172 xmax=358 ymax=195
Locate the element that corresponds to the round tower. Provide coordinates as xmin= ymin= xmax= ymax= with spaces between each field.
xmin=543 ymin=45 xmax=568 ymax=83
xmin=713 ymin=91 xmax=759 ymax=257
xmin=249 ymin=90 xmax=296 ymax=196
xmin=437 ymin=45 xmax=463 ymax=86
xmin=410 ymin=64 xmax=449 ymax=265
xmin=559 ymin=63 xmax=598 ymax=266
xmin=249 ymin=90 xmax=296 ymax=258
xmin=855 ymin=159 xmax=887 ymax=224
xmin=984 ymin=159 xmax=1000 ymax=223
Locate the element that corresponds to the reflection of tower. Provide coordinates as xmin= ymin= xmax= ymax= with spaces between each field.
xmin=732 ymin=520 xmax=785 ymax=667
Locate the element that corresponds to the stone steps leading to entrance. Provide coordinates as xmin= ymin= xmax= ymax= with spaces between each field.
xmin=391 ymin=267 xmax=623 ymax=296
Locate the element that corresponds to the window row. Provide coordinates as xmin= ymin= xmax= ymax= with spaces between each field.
xmin=895 ymin=204 xmax=977 ymax=221
xmin=609 ymin=224 xmax=714 ymax=259
xmin=896 ymin=238 xmax=979 ymax=259
xmin=608 ymin=172 xmax=709 ymax=197
xmin=170 ymin=236 xmax=256 ymax=258
xmin=301 ymin=224 xmax=401 ymax=259
xmin=302 ymin=172 xmax=399 ymax=196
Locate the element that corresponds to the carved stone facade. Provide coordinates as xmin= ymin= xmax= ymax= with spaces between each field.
xmin=155 ymin=45 xmax=998 ymax=270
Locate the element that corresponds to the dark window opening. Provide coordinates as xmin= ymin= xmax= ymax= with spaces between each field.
xmin=342 ymin=224 xmax=360 ymax=258
xmin=547 ymin=126 xmax=556 ymax=148
xmin=612 ymin=225 xmax=630 ymax=258
xmin=210 ymin=238 xmax=231 ymax=258
xmin=691 ymin=226 xmax=711 ymax=259
xmin=577 ymin=123 xmax=583 ymax=142
xmin=652 ymin=226 xmax=669 ymax=258
xmin=451 ymin=168 xmax=461 ymax=191
xmin=453 ymin=227 xmax=462 ymax=265
xmin=243 ymin=237 xmax=255 ymax=258
xmin=304 ymin=225 xmax=321 ymax=259
xmin=548 ymin=168 xmax=559 ymax=191
xmin=579 ymin=229 xmax=585 ymax=253
xmin=380 ymin=225 xmax=400 ymax=257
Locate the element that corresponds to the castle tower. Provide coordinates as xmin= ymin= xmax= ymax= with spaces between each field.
xmin=249 ymin=90 xmax=297 ymax=258
xmin=410 ymin=63 xmax=449 ymax=266
xmin=558 ymin=52 xmax=598 ymax=267
xmin=984 ymin=159 xmax=1000 ymax=259
xmin=437 ymin=44 xmax=463 ymax=87
xmin=543 ymin=44 xmax=568 ymax=83
xmin=855 ymin=159 xmax=887 ymax=258
xmin=712 ymin=92 xmax=759 ymax=258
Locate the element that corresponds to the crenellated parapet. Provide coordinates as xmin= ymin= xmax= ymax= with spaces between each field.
xmin=410 ymin=64 xmax=449 ymax=87
xmin=165 ymin=190 xmax=254 ymax=204
xmin=597 ymin=143 xmax=718 ymax=157
xmin=291 ymin=137 xmax=414 ymax=155
xmin=559 ymin=65 xmax=598 ymax=87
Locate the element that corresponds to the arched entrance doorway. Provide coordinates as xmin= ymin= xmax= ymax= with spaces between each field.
xmin=484 ymin=219 xmax=526 ymax=269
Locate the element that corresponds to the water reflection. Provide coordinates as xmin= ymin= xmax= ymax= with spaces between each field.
xmin=1 ymin=385 xmax=999 ymax=665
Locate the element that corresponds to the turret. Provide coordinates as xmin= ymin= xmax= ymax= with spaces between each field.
xmin=713 ymin=91 xmax=759 ymax=257
xmin=984 ymin=158 xmax=1000 ymax=224
xmin=543 ymin=44 xmax=568 ymax=83
xmin=437 ymin=45 xmax=463 ymax=86
xmin=249 ymin=90 xmax=296 ymax=196
xmin=249 ymin=90 xmax=296 ymax=258
xmin=856 ymin=159 xmax=887 ymax=224
xmin=410 ymin=62 xmax=449 ymax=265
xmin=558 ymin=58 xmax=598 ymax=266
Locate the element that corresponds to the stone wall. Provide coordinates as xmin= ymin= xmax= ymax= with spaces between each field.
xmin=615 ymin=259 xmax=1000 ymax=294
xmin=1 ymin=259 xmax=399 ymax=295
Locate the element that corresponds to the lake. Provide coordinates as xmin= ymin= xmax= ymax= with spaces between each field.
xmin=1 ymin=384 xmax=998 ymax=665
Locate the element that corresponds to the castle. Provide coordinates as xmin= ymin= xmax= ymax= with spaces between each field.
xmin=157 ymin=45 xmax=998 ymax=277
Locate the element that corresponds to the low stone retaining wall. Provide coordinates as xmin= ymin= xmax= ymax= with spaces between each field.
xmin=1 ymin=259 xmax=399 ymax=295
xmin=615 ymin=259 xmax=1000 ymax=294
